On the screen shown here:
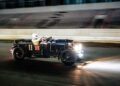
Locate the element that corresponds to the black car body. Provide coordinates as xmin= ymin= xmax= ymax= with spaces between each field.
xmin=11 ymin=38 xmax=83 ymax=66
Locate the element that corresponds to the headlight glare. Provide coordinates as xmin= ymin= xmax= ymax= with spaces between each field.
xmin=73 ymin=44 xmax=82 ymax=52
xmin=73 ymin=43 xmax=84 ymax=58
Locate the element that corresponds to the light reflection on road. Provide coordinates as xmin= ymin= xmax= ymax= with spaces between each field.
xmin=84 ymin=59 xmax=120 ymax=73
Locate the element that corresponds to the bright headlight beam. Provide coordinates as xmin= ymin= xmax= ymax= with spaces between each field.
xmin=73 ymin=43 xmax=84 ymax=58
xmin=73 ymin=44 xmax=82 ymax=52
xmin=84 ymin=61 xmax=120 ymax=73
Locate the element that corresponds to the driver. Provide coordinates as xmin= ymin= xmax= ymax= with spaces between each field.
xmin=32 ymin=33 xmax=40 ymax=51
xmin=32 ymin=33 xmax=48 ymax=51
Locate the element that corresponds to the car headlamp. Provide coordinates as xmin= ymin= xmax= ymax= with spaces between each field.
xmin=73 ymin=44 xmax=82 ymax=52
xmin=73 ymin=43 xmax=84 ymax=58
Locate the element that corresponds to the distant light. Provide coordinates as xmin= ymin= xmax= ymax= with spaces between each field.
xmin=10 ymin=18 xmax=19 ymax=21
xmin=94 ymin=15 xmax=107 ymax=19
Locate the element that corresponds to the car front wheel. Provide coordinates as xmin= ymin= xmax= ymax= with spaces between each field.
xmin=13 ymin=47 xmax=25 ymax=60
xmin=61 ymin=51 xmax=76 ymax=66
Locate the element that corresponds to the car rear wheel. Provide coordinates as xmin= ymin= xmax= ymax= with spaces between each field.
xmin=61 ymin=51 xmax=76 ymax=66
xmin=13 ymin=47 xmax=25 ymax=60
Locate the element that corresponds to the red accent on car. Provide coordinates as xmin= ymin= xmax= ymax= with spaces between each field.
xmin=35 ymin=45 xmax=40 ymax=51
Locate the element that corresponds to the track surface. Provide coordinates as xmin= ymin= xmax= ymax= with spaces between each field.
xmin=0 ymin=42 xmax=120 ymax=86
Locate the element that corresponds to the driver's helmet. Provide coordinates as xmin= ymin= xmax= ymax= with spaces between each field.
xmin=32 ymin=33 xmax=40 ymax=45
xmin=32 ymin=33 xmax=39 ymax=40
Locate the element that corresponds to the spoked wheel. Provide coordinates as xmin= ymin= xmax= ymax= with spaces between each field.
xmin=13 ymin=47 xmax=25 ymax=60
xmin=61 ymin=51 xmax=76 ymax=66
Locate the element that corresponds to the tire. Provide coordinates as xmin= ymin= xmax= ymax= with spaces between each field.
xmin=61 ymin=50 xmax=76 ymax=66
xmin=13 ymin=47 xmax=25 ymax=60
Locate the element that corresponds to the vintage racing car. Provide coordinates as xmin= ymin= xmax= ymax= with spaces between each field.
xmin=10 ymin=37 xmax=83 ymax=66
